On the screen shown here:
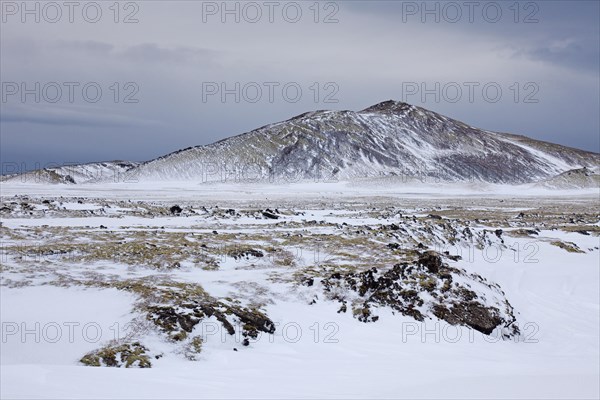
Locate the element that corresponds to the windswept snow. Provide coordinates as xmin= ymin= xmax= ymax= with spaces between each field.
xmin=1 ymin=182 xmax=598 ymax=399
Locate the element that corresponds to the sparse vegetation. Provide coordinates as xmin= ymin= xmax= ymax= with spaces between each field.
xmin=550 ymin=240 xmax=585 ymax=253
xmin=1 ymin=194 xmax=597 ymax=364
xmin=80 ymin=342 xmax=153 ymax=368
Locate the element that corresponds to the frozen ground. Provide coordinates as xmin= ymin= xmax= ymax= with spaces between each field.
xmin=0 ymin=181 xmax=598 ymax=399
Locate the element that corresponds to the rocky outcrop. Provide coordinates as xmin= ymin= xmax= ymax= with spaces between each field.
xmin=80 ymin=342 xmax=154 ymax=368
xmin=315 ymin=251 xmax=519 ymax=337
xmin=146 ymin=300 xmax=275 ymax=342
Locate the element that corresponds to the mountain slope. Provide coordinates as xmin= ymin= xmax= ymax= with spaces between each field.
xmin=127 ymin=101 xmax=599 ymax=184
xmin=536 ymin=167 xmax=600 ymax=190
xmin=1 ymin=161 xmax=139 ymax=184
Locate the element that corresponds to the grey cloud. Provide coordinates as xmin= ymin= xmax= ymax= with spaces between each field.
xmin=0 ymin=104 xmax=158 ymax=128
xmin=54 ymin=40 xmax=115 ymax=55
xmin=3 ymin=38 xmax=219 ymax=67
xmin=0 ymin=0 xmax=597 ymax=168
xmin=344 ymin=1 xmax=599 ymax=75
xmin=117 ymin=43 xmax=220 ymax=65
xmin=518 ymin=39 xmax=599 ymax=73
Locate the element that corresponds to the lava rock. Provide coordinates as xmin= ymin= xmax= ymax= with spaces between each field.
xmin=432 ymin=303 xmax=502 ymax=335
xmin=170 ymin=205 xmax=183 ymax=215
xmin=262 ymin=210 xmax=279 ymax=220
xmin=228 ymin=248 xmax=264 ymax=260
xmin=418 ymin=251 xmax=443 ymax=274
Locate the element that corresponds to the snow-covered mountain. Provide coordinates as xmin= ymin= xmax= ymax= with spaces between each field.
xmin=536 ymin=167 xmax=600 ymax=190
xmin=4 ymin=101 xmax=598 ymax=185
xmin=128 ymin=101 xmax=599 ymax=184
xmin=1 ymin=161 xmax=139 ymax=184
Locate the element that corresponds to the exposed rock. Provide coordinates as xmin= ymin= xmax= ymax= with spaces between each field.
xmin=170 ymin=205 xmax=183 ymax=215
xmin=228 ymin=248 xmax=264 ymax=260
xmin=262 ymin=210 xmax=279 ymax=219
xmin=316 ymin=252 xmax=519 ymax=337
xmin=432 ymin=303 xmax=502 ymax=335
xmin=80 ymin=342 xmax=152 ymax=368
xmin=442 ymin=251 xmax=462 ymax=261
xmin=418 ymin=251 xmax=443 ymax=274
xmin=146 ymin=300 xmax=275 ymax=343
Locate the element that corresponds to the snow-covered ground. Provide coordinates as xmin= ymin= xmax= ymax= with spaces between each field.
xmin=1 ymin=181 xmax=598 ymax=399
xmin=1 ymin=180 xmax=599 ymax=199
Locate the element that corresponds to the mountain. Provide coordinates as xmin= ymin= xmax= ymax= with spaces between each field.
xmin=0 ymin=161 xmax=139 ymax=184
xmin=536 ymin=167 xmax=600 ymax=190
xmin=3 ymin=101 xmax=598 ymax=185
xmin=126 ymin=101 xmax=599 ymax=184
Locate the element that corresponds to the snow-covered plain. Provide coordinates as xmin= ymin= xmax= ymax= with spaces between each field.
xmin=0 ymin=181 xmax=598 ymax=399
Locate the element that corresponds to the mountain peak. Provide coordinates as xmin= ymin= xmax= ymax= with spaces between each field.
xmin=122 ymin=100 xmax=598 ymax=184
xmin=10 ymin=100 xmax=598 ymax=185
xmin=361 ymin=100 xmax=413 ymax=114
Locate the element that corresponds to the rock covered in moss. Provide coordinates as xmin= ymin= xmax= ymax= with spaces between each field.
xmin=80 ymin=342 xmax=153 ymax=368
xmin=146 ymin=300 xmax=275 ymax=343
xmin=316 ymin=251 xmax=519 ymax=337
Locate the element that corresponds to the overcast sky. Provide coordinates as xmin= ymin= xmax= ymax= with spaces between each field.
xmin=1 ymin=0 xmax=599 ymax=171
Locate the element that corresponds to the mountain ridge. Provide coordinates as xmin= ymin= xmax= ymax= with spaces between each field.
xmin=3 ymin=101 xmax=598 ymax=185
xmin=128 ymin=100 xmax=598 ymax=184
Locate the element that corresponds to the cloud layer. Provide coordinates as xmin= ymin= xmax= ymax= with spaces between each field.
xmin=1 ymin=1 xmax=598 ymax=170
